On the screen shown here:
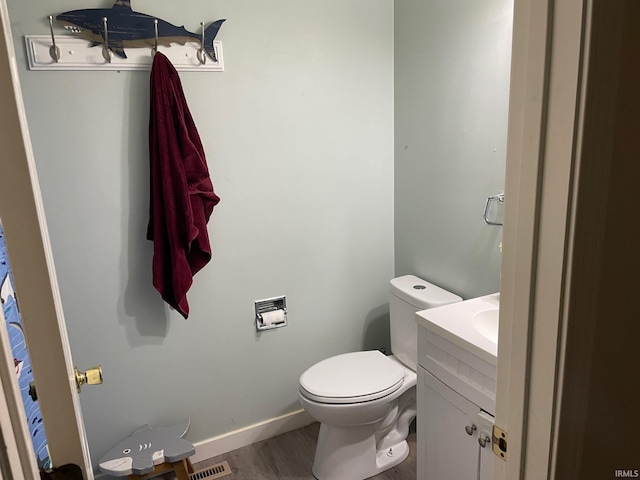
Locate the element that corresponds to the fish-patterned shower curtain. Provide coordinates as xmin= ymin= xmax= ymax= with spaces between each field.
xmin=0 ymin=222 xmax=50 ymax=469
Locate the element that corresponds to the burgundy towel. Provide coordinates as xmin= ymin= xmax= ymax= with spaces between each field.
xmin=147 ymin=52 xmax=220 ymax=319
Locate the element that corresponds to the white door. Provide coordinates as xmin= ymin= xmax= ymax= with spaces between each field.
xmin=0 ymin=1 xmax=93 ymax=478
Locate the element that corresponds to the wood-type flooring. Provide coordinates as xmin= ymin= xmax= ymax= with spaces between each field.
xmin=191 ymin=422 xmax=416 ymax=480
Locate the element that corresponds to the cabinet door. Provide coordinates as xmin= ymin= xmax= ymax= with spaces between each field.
xmin=418 ymin=367 xmax=482 ymax=480
xmin=475 ymin=410 xmax=495 ymax=480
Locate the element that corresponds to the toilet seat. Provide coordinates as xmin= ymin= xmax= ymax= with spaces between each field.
xmin=299 ymin=350 xmax=406 ymax=404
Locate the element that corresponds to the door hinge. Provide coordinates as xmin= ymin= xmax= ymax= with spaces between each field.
xmin=492 ymin=425 xmax=508 ymax=461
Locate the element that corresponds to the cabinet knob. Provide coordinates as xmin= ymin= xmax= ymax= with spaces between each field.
xmin=478 ymin=435 xmax=491 ymax=448
xmin=465 ymin=424 xmax=477 ymax=436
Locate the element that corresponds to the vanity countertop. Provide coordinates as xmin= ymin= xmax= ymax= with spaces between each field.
xmin=415 ymin=293 xmax=499 ymax=364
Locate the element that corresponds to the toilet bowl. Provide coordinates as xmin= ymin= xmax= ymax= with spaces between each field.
xmin=298 ymin=275 xmax=462 ymax=480
xmin=298 ymin=351 xmax=417 ymax=480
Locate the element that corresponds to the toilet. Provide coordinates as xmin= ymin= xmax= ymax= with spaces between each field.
xmin=298 ymin=275 xmax=462 ymax=480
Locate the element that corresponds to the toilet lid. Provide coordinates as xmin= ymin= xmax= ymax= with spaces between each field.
xmin=299 ymin=351 xmax=405 ymax=404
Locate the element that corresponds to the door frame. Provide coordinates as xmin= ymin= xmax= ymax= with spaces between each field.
xmin=496 ymin=0 xmax=587 ymax=475
xmin=0 ymin=1 xmax=93 ymax=478
xmin=497 ymin=0 xmax=631 ymax=478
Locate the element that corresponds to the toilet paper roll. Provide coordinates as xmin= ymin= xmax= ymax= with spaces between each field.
xmin=261 ymin=309 xmax=286 ymax=326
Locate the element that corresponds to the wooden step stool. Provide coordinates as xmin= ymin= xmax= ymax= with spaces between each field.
xmin=127 ymin=458 xmax=193 ymax=480
xmin=98 ymin=420 xmax=195 ymax=480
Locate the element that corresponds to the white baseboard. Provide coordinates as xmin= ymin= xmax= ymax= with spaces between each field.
xmin=191 ymin=409 xmax=316 ymax=463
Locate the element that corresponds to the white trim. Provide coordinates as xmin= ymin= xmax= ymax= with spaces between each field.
xmin=495 ymin=0 xmax=553 ymax=475
xmin=520 ymin=0 xmax=586 ymax=477
xmin=496 ymin=0 xmax=587 ymax=478
xmin=191 ymin=409 xmax=315 ymax=464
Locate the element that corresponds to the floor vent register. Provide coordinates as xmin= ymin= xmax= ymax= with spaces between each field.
xmin=190 ymin=460 xmax=232 ymax=480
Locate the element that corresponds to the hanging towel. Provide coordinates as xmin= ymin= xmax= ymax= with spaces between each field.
xmin=147 ymin=52 xmax=220 ymax=319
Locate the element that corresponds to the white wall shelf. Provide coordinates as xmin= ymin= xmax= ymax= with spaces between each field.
xmin=24 ymin=35 xmax=224 ymax=72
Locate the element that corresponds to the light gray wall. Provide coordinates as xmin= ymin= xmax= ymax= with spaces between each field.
xmin=394 ymin=0 xmax=512 ymax=299
xmin=7 ymin=0 xmax=394 ymax=468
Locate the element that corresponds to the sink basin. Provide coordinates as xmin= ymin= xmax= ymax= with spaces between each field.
xmin=471 ymin=309 xmax=499 ymax=344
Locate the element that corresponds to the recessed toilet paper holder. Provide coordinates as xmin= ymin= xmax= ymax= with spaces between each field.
xmin=255 ymin=295 xmax=287 ymax=331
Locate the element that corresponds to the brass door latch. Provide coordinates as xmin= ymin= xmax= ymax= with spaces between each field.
xmin=492 ymin=425 xmax=508 ymax=460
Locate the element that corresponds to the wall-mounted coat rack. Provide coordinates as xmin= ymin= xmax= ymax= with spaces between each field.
xmin=25 ymin=35 xmax=224 ymax=72
xmin=26 ymin=1 xmax=226 ymax=72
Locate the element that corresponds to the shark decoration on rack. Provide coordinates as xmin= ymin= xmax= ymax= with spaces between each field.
xmin=98 ymin=419 xmax=195 ymax=476
xmin=56 ymin=0 xmax=225 ymax=60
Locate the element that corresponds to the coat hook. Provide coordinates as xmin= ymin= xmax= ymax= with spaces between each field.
xmin=152 ymin=19 xmax=159 ymax=57
xmin=196 ymin=22 xmax=207 ymax=65
xmin=102 ymin=17 xmax=112 ymax=63
xmin=48 ymin=15 xmax=60 ymax=62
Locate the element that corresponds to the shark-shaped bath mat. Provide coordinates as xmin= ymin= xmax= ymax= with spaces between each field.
xmin=98 ymin=419 xmax=195 ymax=476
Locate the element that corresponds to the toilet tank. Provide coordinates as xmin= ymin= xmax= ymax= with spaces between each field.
xmin=390 ymin=275 xmax=462 ymax=370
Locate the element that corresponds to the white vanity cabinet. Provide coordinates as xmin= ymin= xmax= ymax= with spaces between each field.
xmin=418 ymin=367 xmax=494 ymax=480
xmin=415 ymin=294 xmax=499 ymax=480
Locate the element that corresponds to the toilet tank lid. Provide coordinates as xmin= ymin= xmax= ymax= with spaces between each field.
xmin=390 ymin=275 xmax=462 ymax=309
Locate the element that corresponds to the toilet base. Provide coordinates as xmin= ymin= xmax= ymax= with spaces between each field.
xmin=311 ymin=423 xmax=410 ymax=480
